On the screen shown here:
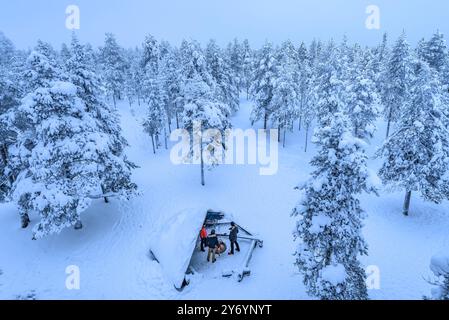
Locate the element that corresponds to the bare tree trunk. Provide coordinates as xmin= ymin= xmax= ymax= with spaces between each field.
xmin=264 ymin=112 xmax=268 ymax=130
xmin=164 ymin=127 xmax=168 ymax=150
xmin=74 ymin=220 xmax=83 ymax=230
xmin=200 ymin=143 xmax=205 ymax=186
xmin=298 ymin=117 xmax=302 ymax=131
xmin=403 ymin=190 xmax=412 ymax=216
xmin=167 ymin=116 xmax=172 ymax=133
xmin=386 ymin=107 xmax=393 ymax=139
xmin=113 ymin=95 xmax=117 ymax=108
xmin=151 ymin=135 xmax=156 ymax=154
xmin=283 ymin=129 xmax=286 ymax=148
xmin=101 ymin=184 xmax=109 ymax=203
xmin=1 ymin=144 xmax=15 ymax=184
xmin=278 ymin=127 xmax=281 ymax=143
xmin=176 ymin=112 xmax=180 ymax=129
xmin=304 ymin=124 xmax=309 ymax=153
xmin=155 ymin=134 xmax=160 ymax=149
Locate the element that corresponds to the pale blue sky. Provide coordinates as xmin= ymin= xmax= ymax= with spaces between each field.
xmin=0 ymin=0 xmax=448 ymax=49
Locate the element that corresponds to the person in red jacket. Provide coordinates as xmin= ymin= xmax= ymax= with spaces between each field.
xmin=200 ymin=224 xmax=208 ymax=252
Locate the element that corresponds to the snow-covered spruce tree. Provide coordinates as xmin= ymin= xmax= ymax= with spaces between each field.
xmin=177 ymin=40 xmax=231 ymax=185
xmin=377 ymin=60 xmax=449 ymax=216
xmin=177 ymin=39 xmax=216 ymax=120
xmin=345 ymin=56 xmax=380 ymax=140
xmin=0 ymin=64 xmax=20 ymax=203
xmin=314 ymin=40 xmax=344 ymax=127
xmin=292 ymin=112 xmax=376 ymax=300
xmin=140 ymin=35 xmax=169 ymax=151
xmin=13 ymin=80 xmax=97 ymax=238
xmin=159 ymin=46 xmax=181 ymax=131
xmin=143 ymin=75 xmax=167 ymax=154
xmin=372 ymin=33 xmax=390 ymax=93
xmin=179 ymin=40 xmax=215 ymax=90
xmin=226 ymin=39 xmax=244 ymax=92
xmin=23 ymin=42 xmax=61 ymax=92
xmin=6 ymin=44 xmax=62 ymax=228
xmin=141 ymin=34 xmax=159 ymax=72
xmin=420 ymin=31 xmax=449 ymax=90
xmin=123 ymin=48 xmax=143 ymax=108
xmin=249 ymin=42 xmax=277 ymax=129
xmin=10 ymin=41 xmax=136 ymax=239
xmin=420 ymin=31 xmax=448 ymax=74
xmin=206 ymin=39 xmax=239 ymax=113
xmin=99 ymin=33 xmax=126 ymax=107
xmin=296 ymin=45 xmax=317 ymax=152
xmin=0 ymin=31 xmax=15 ymax=70
xmin=381 ymin=32 xmax=413 ymax=138
xmin=179 ymin=74 xmax=231 ymax=186
xmin=66 ymin=34 xmax=137 ymax=206
xmin=241 ymin=39 xmax=253 ymax=98
xmin=427 ymin=254 xmax=449 ymax=300
xmin=270 ymin=41 xmax=299 ymax=147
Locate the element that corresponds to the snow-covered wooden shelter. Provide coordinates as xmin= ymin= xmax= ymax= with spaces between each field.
xmin=149 ymin=208 xmax=263 ymax=290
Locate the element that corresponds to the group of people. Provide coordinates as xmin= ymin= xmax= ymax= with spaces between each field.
xmin=200 ymin=222 xmax=240 ymax=263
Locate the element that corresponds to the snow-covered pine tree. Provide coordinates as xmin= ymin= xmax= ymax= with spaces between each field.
xmin=377 ymin=59 xmax=449 ymax=216
xmin=314 ymin=40 xmax=344 ymax=127
xmin=66 ymin=34 xmax=137 ymax=206
xmin=99 ymin=33 xmax=126 ymax=107
xmin=270 ymin=40 xmax=299 ymax=147
xmin=13 ymin=79 xmax=96 ymax=238
xmin=296 ymin=43 xmax=317 ymax=151
xmin=140 ymin=35 xmax=169 ymax=151
xmin=420 ymin=31 xmax=448 ymax=74
xmin=179 ymin=40 xmax=215 ymax=90
xmin=0 ymin=31 xmax=15 ymax=70
xmin=159 ymin=46 xmax=181 ymax=131
xmin=143 ymin=75 xmax=167 ymax=154
xmin=60 ymin=43 xmax=71 ymax=68
xmin=381 ymin=32 xmax=413 ymax=138
xmin=420 ymin=31 xmax=449 ymax=90
xmin=206 ymin=39 xmax=239 ymax=113
xmin=372 ymin=33 xmax=390 ymax=95
xmin=10 ymin=43 xmax=92 ymax=237
xmin=123 ymin=48 xmax=141 ymax=108
xmin=0 ymin=61 xmax=20 ymax=203
xmin=177 ymin=39 xmax=216 ymax=118
xmin=179 ymin=74 xmax=231 ymax=186
xmin=249 ymin=42 xmax=277 ymax=129
xmin=293 ymin=112 xmax=376 ymax=300
xmin=226 ymin=39 xmax=244 ymax=92
xmin=297 ymin=42 xmax=308 ymax=64
xmin=241 ymin=39 xmax=253 ymax=98
xmin=141 ymin=34 xmax=159 ymax=72
xmin=345 ymin=53 xmax=380 ymax=140
xmin=23 ymin=42 xmax=61 ymax=92
xmin=5 ymin=43 xmax=62 ymax=228
xmin=9 ymin=38 xmax=137 ymax=239
xmin=177 ymin=40 xmax=230 ymax=185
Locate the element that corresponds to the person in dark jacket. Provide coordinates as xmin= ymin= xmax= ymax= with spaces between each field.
xmin=228 ymin=222 xmax=240 ymax=255
xmin=200 ymin=224 xmax=208 ymax=252
xmin=206 ymin=229 xmax=219 ymax=263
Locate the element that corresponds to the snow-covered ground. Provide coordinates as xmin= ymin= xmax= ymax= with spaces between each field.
xmin=0 ymin=97 xmax=448 ymax=300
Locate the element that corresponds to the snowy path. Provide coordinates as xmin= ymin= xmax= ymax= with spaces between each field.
xmin=0 ymin=98 xmax=448 ymax=299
